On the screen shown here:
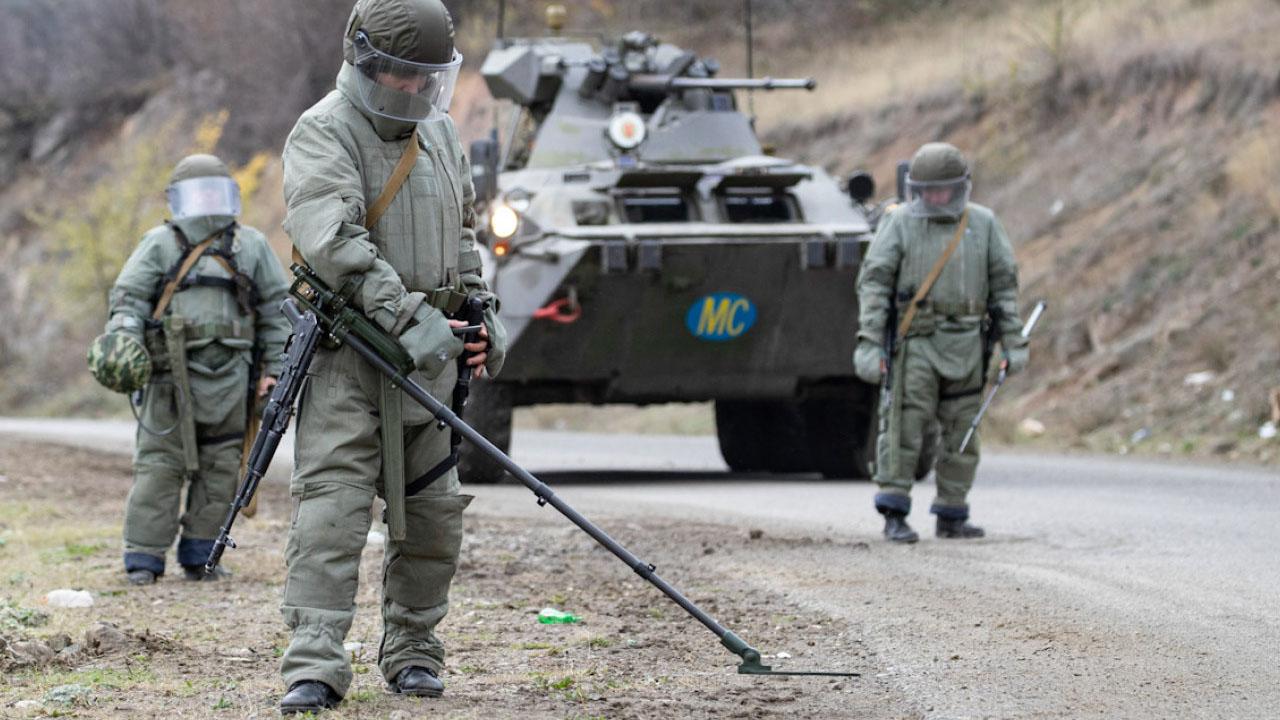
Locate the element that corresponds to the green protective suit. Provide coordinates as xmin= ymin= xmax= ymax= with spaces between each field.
xmin=278 ymin=62 xmax=507 ymax=695
xmin=106 ymin=221 xmax=290 ymax=575
xmin=854 ymin=202 xmax=1024 ymax=520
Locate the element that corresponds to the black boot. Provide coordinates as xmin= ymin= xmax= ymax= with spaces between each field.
xmin=882 ymin=512 xmax=919 ymax=544
xmin=126 ymin=569 xmax=157 ymax=586
xmin=183 ymin=564 xmax=230 ymax=582
xmin=936 ymin=517 xmax=985 ymax=539
xmin=390 ymin=666 xmax=444 ymax=698
xmin=280 ymin=680 xmax=341 ymax=715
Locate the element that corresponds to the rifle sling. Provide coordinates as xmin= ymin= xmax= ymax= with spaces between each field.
xmin=895 ymin=210 xmax=969 ymax=342
xmin=152 ymin=234 xmax=220 ymax=320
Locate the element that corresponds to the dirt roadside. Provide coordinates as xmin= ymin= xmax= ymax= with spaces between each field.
xmin=0 ymin=438 xmax=912 ymax=719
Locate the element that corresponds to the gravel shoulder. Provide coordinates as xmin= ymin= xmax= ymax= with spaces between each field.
xmin=0 ymin=438 xmax=909 ymax=719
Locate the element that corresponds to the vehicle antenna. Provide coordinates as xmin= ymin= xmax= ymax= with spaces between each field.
xmin=744 ymin=0 xmax=756 ymax=119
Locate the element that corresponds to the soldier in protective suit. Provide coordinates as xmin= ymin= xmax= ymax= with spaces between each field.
xmin=854 ymin=142 xmax=1028 ymax=543
xmin=276 ymin=0 xmax=507 ymax=713
xmin=91 ymin=154 xmax=291 ymax=584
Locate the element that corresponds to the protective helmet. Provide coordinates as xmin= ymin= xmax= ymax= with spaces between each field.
xmin=166 ymin=154 xmax=241 ymax=220
xmin=905 ymin=142 xmax=971 ymax=219
xmin=87 ymin=332 xmax=152 ymax=394
xmin=343 ymin=0 xmax=462 ymax=122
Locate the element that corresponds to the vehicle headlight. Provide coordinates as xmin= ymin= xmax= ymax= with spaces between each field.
xmin=490 ymin=204 xmax=519 ymax=239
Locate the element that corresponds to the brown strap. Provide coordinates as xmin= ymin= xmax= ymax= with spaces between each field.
xmin=152 ymin=235 xmax=219 ymax=320
xmin=365 ymin=129 xmax=420 ymax=230
xmin=291 ymin=129 xmax=420 ymax=268
xmin=896 ymin=210 xmax=970 ymax=342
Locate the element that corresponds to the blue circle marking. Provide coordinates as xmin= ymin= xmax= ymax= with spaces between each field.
xmin=686 ymin=293 xmax=757 ymax=341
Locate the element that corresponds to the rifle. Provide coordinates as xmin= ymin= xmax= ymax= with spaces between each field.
xmin=442 ymin=294 xmax=489 ymax=442
xmin=205 ymin=306 xmax=321 ymax=573
xmin=206 ymin=265 xmax=853 ymax=677
xmin=957 ymin=300 xmax=1047 ymax=454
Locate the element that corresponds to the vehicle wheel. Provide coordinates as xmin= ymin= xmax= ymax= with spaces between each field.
xmin=802 ymin=381 xmax=878 ymax=480
xmin=763 ymin=401 xmax=812 ymax=473
xmin=714 ymin=400 xmax=770 ymax=472
xmin=715 ymin=400 xmax=812 ymax=473
xmin=458 ymin=381 xmax=513 ymax=484
xmin=915 ymin=419 xmax=940 ymax=481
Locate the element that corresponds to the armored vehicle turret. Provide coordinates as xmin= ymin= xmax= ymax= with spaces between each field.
xmin=462 ymin=14 xmax=896 ymax=482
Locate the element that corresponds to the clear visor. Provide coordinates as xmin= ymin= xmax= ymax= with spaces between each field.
xmin=906 ymin=176 xmax=971 ymax=219
xmin=353 ymin=32 xmax=462 ymax=122
xmin=166 ymin=177 xmax=241 ymax=220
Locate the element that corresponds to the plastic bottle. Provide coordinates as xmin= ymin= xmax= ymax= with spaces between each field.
xmin=537 ymin=607 xmax=580 ymax=624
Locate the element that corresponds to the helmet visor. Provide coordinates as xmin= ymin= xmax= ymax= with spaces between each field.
xmin=353 ymin=32 xmax=462 ymax=122
xmin=905 ymin=176 xmax=971 ymax=219
xmin=166 ymin=176 xmax=241 ymax=219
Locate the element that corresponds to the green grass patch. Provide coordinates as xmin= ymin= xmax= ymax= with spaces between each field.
xmin=0 ymin=599 xmax=50 ymax=629
xmin=517 ymin=641 xmax=555 ymax=650
xmin=19 ymin=665 xmax=156 ymax=693
xmin=40 ymin=540 xmax=108 ymax=564
xmin=348 ymin=688 xmax=377 ymax=703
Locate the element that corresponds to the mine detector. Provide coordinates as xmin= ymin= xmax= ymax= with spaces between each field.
xmin=462 ymin=8 xmax=901 ymax=482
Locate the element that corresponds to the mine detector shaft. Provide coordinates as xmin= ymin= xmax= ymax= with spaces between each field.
xmin=461 ymin=18 xmax=892 ymax=482
xmin=207 ymin=266 xmax=857 ymax=677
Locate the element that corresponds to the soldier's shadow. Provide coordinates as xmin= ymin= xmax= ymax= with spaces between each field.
xmin=531 ymin=470 xmax=848 ymax=486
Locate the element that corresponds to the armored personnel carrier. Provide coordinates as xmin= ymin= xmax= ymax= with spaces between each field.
xmin=462 ymin=14 xmax=894 ymax=482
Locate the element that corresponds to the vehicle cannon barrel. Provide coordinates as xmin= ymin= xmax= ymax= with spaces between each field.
xmin=629 ymin=75 xmax=817 ymax=92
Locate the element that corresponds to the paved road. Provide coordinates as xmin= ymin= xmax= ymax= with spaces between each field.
xmin=4 ymin=418 xmax=1276 ymax=718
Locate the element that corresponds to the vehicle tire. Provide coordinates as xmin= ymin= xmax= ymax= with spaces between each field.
xmin=458 ymin=381 xmax=514 ymax=484
xmin=802 ymin=381 xmax=878 ymax=480
xmin=915 ymin=419 xmax=940 ymax=481
xmin=762 ymin=401 xmax=812 ymax=473
xmin=715 ymin=400 xmax=813 ymax=473
xmin=714 ymin=400 xmax=770 ymax=472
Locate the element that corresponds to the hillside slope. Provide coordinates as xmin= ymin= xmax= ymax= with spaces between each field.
xmin=761 ymin=0 xmax=1280 ymax=461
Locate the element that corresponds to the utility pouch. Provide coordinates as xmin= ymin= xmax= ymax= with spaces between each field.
xmin=163 ymin=315 xmax=200 ymax=473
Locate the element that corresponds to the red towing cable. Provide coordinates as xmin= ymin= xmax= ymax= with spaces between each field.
xmin=532 ymin=296 xmax=581 ymax=324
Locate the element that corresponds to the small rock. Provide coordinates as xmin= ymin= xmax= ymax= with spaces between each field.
xmin=0 ymin=474 xmax=9 ymax=483
xmin=343 ymin=641 xmax=363 ymax=656
xmin=388 ymin=711 xmax=413 ymax=720
xmin=1049 ymin=198 xmax=1065 ymax=217
xmin=366 ymin=530 xmax=385 ymax=546
xmin=84 ymin=622 xmax=129 ymax=654
xmin=10 ymin=640 xmax=56 ymax=666
xmin=44 ymin=683 xmax=91 ymax=706
xmin=1017 ymin=418 xmax=1046 ymax=438
xmin=1129 ymin=427 xmax=1151 ymax=444
xmin=14 ymin=700 xmax=42 ymax=710
xmin=1260 ymin=422 xmax=1278 ymax=440
xmin=45 ymin=589 xmax=94 ymax=608
xmin=47 ymin=634 xmax=72 ymax=652
xmin=776 ymin=651 xmax=792 ymax=659
xmin=747 ymin=529 xmax=764 ymax=540
xmin=1211 ymin=440 xmax=1237 ymax=455
xmin=1182 ymin=370 xmax=1215 ymax=387
xmin=1221 ymin=389 xmax=1236 ymax=403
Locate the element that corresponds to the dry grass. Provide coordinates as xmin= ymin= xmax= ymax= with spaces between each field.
xmin=749 ymin=0 xmax=1280 ymax=127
